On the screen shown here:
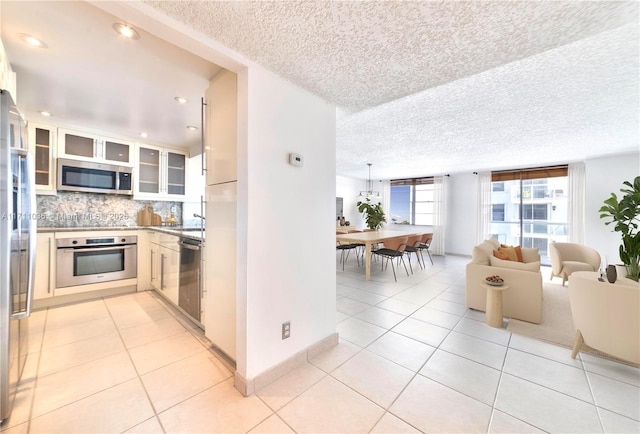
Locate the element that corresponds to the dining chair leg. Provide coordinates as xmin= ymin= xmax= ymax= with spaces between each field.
xmin=425 ymin=248 xmax=433 ymax=265
xmin=400 ymin=257 xmax=409 ymax=277
xmin=406 ymin=254 xmax=413 ymax=274
xmin=389 ymin=257 xmax=397 ymax=282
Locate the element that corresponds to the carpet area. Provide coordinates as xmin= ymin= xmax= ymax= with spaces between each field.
xmin=507 ymin=281 xmax=576 ymax=348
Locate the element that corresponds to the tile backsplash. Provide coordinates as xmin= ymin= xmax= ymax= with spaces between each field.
xmin=36 ymin=192 xmax=182 ymax=228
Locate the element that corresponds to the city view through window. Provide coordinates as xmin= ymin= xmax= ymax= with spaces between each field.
xmin=491 ymin=176 xmax=568 ymax=265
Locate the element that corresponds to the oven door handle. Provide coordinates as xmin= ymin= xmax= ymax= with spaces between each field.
xmin=61 ymin=245 xmax=134 ymax=253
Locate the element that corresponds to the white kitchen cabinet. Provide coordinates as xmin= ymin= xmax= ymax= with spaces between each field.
xmin=149 ymin=232 xmax=180 ymax=306
xmin=27 ymin=122 xmax=56 ymax=195
xmin=34 ymin=233 xmax=55 ymax=300
xmin=134 ymin=144 xmax=188 ymax=201
xmin=58 ymin=128 xmax=133 ymax=166
xmin=204 ymin=181 xmax=236 ymax=359
xmin=205 ymin=70 xmax=237 ymax=186
xmin=148 ymin=230 xmax=161 ymax=291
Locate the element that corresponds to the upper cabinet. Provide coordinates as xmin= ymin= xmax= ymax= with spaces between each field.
xmin=205 ymin=70 xmax=237 ymax=186
xmin=27 ymin=122 xmax=56 ymax=195
xmin=134 ymin=144 xmax=188 ymax=201
xmin=58 ymin=128 xmax=133 ymax=166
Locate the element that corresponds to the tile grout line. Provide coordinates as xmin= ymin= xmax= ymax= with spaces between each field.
xmin=102 ymin=293 xmax=168 ymax=434
xmin=22 ymin=306 xmax=50 ymax=433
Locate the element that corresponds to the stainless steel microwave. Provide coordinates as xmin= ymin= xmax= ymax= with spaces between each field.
xmin=57 ymin=158 xmax=133 ymax=195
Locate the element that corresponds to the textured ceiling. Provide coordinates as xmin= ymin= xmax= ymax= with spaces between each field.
xmin=144 ymin=1 xmax=638 ymax=112
xmin=4 ymin=1 xmax=638 ymax=180
xmin=143 ymin=0 xmax=639 ymax=180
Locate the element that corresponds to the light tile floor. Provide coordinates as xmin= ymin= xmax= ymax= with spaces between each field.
xmin=1 ymin=254 xmax=638 ymax=433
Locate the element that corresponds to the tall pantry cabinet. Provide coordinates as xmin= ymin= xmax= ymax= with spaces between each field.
xmin=204 ymin=69 xmax=238 ymax=361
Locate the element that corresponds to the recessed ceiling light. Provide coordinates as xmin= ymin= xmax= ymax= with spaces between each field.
xmin=18 ymin=33 xmax=47 ymax=48
xmin=112 ymin=23 xmax=140 ymax=40
xmin=175 ymin=97 xmax=187 ymax=104
xmin=39 ymin=111 xmax=51 ymax=117
xmin=139 ymin=132 xmax=148 ymax=138
xmin=186 ymin=126 xmax=198 ymax=131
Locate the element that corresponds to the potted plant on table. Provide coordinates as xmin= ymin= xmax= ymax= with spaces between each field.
xmin=599 ymin=176 xmax=640 ymax=281
xmin=357 ymin=197 xmax=387 ymax=230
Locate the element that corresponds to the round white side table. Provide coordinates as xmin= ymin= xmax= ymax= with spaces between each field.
xmin=481 ymin=281 xmax=510 ymax=328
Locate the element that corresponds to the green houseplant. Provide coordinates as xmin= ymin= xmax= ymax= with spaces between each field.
xmin=357 ymin=197 xmax=387 ymax=230
xmin=599 ymin=176 xmax=640 ymax=281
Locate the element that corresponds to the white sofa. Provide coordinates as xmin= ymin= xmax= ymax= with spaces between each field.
xmin=568 ymin=271 xmax=639 ymax=365
xmin=465 ymin=238 xmax=543 ymax=324
xmin=549 ymin=242 xmax=601 ymax=286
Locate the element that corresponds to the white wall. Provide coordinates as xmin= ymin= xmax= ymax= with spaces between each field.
xmin=240 ymin=66 xmax=337 ymax=380
xmin=585 ymin=152 xmax=640 ymax=266
xmin=336 ymin=175 xmax=365 ymax=229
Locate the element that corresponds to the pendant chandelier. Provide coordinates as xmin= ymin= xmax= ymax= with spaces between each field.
xmin=358 ymin=163 xmax=381 ymax=200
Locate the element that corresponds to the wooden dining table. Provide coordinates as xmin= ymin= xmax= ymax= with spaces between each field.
xmin=336 ymin=230 xmax=419 ymax=280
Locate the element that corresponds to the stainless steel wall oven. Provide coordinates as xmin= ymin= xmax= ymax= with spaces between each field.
xmin=56 ymin=235 xmax=137 ymax=288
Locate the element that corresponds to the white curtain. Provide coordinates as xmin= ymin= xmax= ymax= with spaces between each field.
xmin=568 ymin=162 xmax=586 ymax=244
xmin=476 ymin=172 xmax=492 ymax=244
xmin=432 ymin=176 xmax=446 ymax=255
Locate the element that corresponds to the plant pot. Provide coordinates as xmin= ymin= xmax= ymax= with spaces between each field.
xmin=615 ymin=265 xmax=628 ymax=281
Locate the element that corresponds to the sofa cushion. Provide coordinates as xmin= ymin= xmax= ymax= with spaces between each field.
xmin=490 ymin=255 xmax=540 ymax=272
xmin=493 ymin=249 xmax=512 ymax=261
xmin=487 ymin=238 xmax=500 ymax=249
xmin=472 ymin=246 xmax=490 ymax=265
xmin=521 ymin=248 xmax=541 ymax=263
xmin=562 ymin=261 xmax=597 ymax=276
xmin=476 ymin=240 xmax=496 ymax=258
xmin=500 ymin=244 xmax=523 ymax=262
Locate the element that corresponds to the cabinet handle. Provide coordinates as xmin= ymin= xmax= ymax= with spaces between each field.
xmin=201 ymin=97 xmax=206 ymax=176
xmin=47 ymin=236 xmax=52 ymax=293
xmin=160 ymin=253 xmax=166 ymax=289
xmin=150 ymin=250 xmax=155 ymax=282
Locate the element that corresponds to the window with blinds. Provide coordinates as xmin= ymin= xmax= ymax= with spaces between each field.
xmin=490 ymin=165 xmax=569 ymax=265
xmin=390 ymin=177 xmax=436 ymax=225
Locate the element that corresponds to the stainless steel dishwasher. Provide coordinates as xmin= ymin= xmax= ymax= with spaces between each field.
xmin=178 ymin=237 xmax=202 ymax=322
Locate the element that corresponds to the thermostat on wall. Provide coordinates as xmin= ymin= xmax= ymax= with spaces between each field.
xmin=289 ymin=153 xmax=303 ymax=167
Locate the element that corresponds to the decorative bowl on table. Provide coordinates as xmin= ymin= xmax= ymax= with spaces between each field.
xmin=485 ymin=275 xmax=504 ymax=286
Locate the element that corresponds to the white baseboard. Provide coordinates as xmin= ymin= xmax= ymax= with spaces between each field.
xmin=234 ymin=332 xmax=339 ymax=396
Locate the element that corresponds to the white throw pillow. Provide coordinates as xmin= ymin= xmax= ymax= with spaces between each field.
xmin=472 ymin=246 xmax=490 ymax=265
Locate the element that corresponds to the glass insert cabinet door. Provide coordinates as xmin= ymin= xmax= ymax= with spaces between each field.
xmin=103 ymin=140 xmax=131 ymax=164
xmin=138 ymin=146 xmax=161 ymax=194
xmin=29 ymin=124 xmax=55 ymax=188
xmin=166 ymin=152 xmax=185 ymax=196
xmin=136 ymin=146 xmax=187 ymax=197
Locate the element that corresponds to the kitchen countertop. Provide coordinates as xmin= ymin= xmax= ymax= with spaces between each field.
xmin=37 ymin=226 xmax=205 ymax=242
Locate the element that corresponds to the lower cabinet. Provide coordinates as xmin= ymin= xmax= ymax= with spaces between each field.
xmin=33 ymin=230 xmax=140 ymax=308
xmin=149 ymin=232 xmax=180 ymax=306
xmin=34 ymin=233 xmax=55 ymax=300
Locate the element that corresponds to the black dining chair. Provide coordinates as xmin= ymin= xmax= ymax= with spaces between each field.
xmin=418 ymin=233 xmax=434 ymax=265
xmin=403 ymin=234 xmax=424 ymax=273
xmin=372 ymin=236 xmax=409 ymax=282
xmin=336 ymin=232 xmax=359 ymax=270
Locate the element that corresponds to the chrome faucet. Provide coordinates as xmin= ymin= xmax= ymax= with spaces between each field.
xmin=193 ymin=213 xmax=205 ymax=220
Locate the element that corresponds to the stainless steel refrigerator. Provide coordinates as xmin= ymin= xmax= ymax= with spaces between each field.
xmin=0 ymin=89 xmax=35 ymax=424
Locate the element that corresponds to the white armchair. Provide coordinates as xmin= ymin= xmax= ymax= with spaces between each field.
xmin=549 ymin=242 xmax=601 ymax=286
